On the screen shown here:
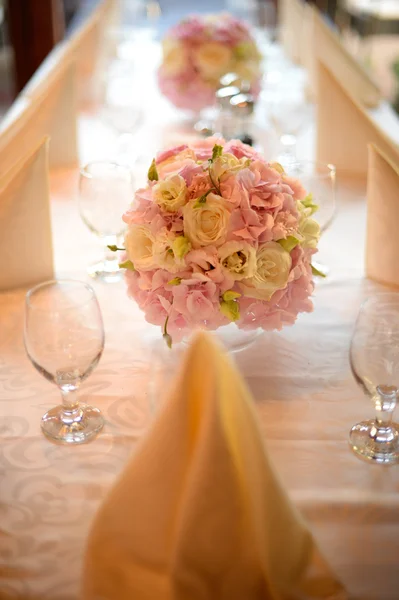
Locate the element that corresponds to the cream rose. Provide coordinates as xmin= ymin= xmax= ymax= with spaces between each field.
xmin=239 ymin=241 xmax=292 ymax=300
xmin=162 ymin=39 xmax=187 ymax=76
xmin=153 ymin=174 xmax=187 ymax=212
xmin=125 ymin=225 xmax=156 ymax=271
xmin=183 ymin=193 xmax=231 ymax=248
xmin=153 ymin=229 xmax=184 ymax=273
xmin=210 ymin=153 xmax=247 ymax=182
xmin=298 ymin=215 xmax=320 ymax=249
xmin=194 ymin=42 xmax=232 ymax=78
xmin=218 ymin=241 xmax=256 ymax=281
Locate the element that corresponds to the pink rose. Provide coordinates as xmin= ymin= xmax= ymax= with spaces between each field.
xmin=178 ymin=161 xmax=203 ymax=185
xmin=220 ymin=175 xmax=244 ymax=208
xmin=224 ymin=139 xmax=260 ymax=160
xmin=156 ymin=144 xmax=188 ymax=165
xmin=190 ymin=136 xmax=225 ymax=161
xmin=171 ymin=17 xmax=206 ymax=43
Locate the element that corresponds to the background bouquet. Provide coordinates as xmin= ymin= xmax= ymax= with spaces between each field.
xmin=157 ymin=13 xmax=262 ymax=112
xmin=120 ymin=138 xmax=321 ymax=344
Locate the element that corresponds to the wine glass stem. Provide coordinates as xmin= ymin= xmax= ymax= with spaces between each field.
xmin=279 ymin=134 xmax=297 ymax=163
xmin=373 ymin=391 xmax=397 ymax=445
xmin=61 ymin=389 xmax=82 ymax=423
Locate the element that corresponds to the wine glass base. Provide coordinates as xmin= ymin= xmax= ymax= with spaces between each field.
xmin=349 ymin=420 xmax=399 ymax=465
xmin=87 ymin=260 xmax=123 ymax=283
xmin=41 ymin=404 xmax=104 ymax=445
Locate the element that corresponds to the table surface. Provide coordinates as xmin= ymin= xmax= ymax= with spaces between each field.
xmin=1 ymin=31 xmax=399 ymax=600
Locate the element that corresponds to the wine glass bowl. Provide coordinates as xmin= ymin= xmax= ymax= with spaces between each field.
xmin=79 ymin=161 xmax=133 ymax=281
xmin=284 ymin=160 xmax=336 ymax=233
xmin=264 ymin=89 xmax=312 ymax=166
xmin=284 ymin=160 xmax=336 ymax=278
xmin=24 ymin=280 xmax=105 ymax=445
xmin=349 ymin=293 xmax=399 ymax=464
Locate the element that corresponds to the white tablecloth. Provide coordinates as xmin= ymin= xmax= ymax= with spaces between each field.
xmin=1 ymin=36 xmax=399 ymax=600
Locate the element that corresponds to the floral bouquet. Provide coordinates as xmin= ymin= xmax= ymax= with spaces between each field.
xmin=117 ymin=139 xmax=321 ymax=345
xmin=157 ymin=13 xmax=262 ymax=112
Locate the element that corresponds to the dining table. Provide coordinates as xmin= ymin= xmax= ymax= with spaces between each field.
xmin=1 ymin=13 xmax=399 ymax=600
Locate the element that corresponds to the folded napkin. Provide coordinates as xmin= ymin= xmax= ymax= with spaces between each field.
xmin=366 ymin=144 xmax=399 ymax=287
xmin=316 ymin=61 xmax=399 ymax=181
xmin=64 ymin=0 xmax=113 ymax=106
xmin=0 ymin=59 xmax=78 ymax=171
xmin=279 ymin=0 xmax=305 ymax=65
xmin=0 ymin=138 xmax=53 ymax=291
xmin=310 ymin=8 xmax=380 ymax=108
xmin=301 ymin=3 xmax=315 ymax=100
xmin=82 ymin=332 xmax=346 ymax=600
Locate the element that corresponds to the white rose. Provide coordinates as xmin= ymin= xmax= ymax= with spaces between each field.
xmin=218 ymin=241 xmax=256 ymax=280
xmin=153 ymin=174 xmax=187 ymax=213
xmin=162 ymin=39 xmax=187 ymax=76
xmin=298 ymin=215 xmax=320 ymax=249
xmin=210 ymin=153 xmax=248 ymax=182
xmin=239 ymin=241 xmax=292 ymax=300
xmin=183 ymin=193 xmax=231 ymax=248
xmin=153 ymin=229 xmax=185 ymax=273
xmin=125 ymin=225 xmax=156 ymax=271
xmin=194 ymin=42 xmax=232 ymax=78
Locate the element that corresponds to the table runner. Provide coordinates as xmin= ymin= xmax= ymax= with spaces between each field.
xmin=1 ymin=36 xmax=399 ymax=600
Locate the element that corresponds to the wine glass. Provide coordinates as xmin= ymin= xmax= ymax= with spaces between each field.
xmin=99 ymin=58 xmax=144 ymax=164
xmin=24 ymin=280 xmax=105 ymax=444
xmin=349 ymin=293 xmax=399 ymax=464
xmin=284 ymin=160 xmax=337 ymax=277
xmin=265 ymin=89 xmax=313 ymax=167
xmin=79 ymin=161 xmax=133 ymax=282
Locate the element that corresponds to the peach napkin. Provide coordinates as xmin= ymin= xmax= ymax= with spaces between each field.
xmin=82 ymin=332 xmax=346 ymax=600
xmin=279 ymin=0 xmax=305 ymax=64
xmin=0 ymin=59 xmax=78 ymax=171
xmin=310 ymin=8 xmax=380 ymax=108
xmin=366 ymin=144 xmax=399 ymax=287
xmin=316 ymin=61 xmax=399 ymax=181
xmin=64 ymin=0 xmax=114 ymax=106
xmin=0 ymin=138 xmax=53 ymax=291
xmin=301 ymin=2 xmax=315 ymax=100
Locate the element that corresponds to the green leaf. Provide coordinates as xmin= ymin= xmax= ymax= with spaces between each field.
xmin=311 ymin=264 xmax=327 ymax=278
xmin=118 ymin=260 xmax=135 ymax=271
xmin=211 ymin=144 xmax=223 ymax=162
xmin=167 ymin=277 xmax=181 ymax=286
xmin=148 ymin=158 xmax=159 ymax=181
xmin=277 ymin=235 xmax=301 ymax=253
xmin=220 ymin=300 xmax=240 ymax=322
xmin=107 ymin=244 xmax=125 ymax=252
xmin=222 ymin=290 xmax=241 ymax=302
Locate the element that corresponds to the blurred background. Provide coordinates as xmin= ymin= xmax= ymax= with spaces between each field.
xmin=0 ymin=0 xmax=398 ymax=121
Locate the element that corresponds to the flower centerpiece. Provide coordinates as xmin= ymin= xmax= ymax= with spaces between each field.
xmin=116 ymin=139 xmax=321 ymax=346
xmin=157 ymin=14 xmax=262 ymax=112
